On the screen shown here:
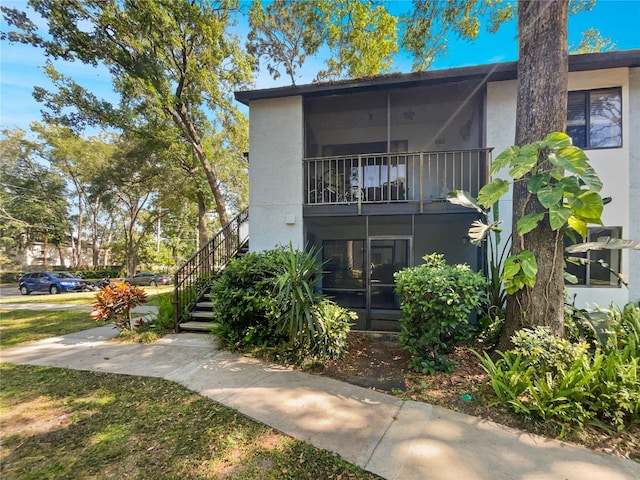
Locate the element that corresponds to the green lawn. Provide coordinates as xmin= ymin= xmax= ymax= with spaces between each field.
xmin=0 ymin=310 xmax=99 ymax=348
xmin=0 ymin=285 xmax=173 ymax=306
xmin=0 ymin=364 xmax=381 ymax=480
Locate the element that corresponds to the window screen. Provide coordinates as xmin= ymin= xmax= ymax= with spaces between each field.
xmin=567 ymin=88 xmax=621 ymax=149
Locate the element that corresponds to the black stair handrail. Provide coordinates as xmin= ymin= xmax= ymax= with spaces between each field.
xmin=173 ymin=208 xmax=248 ymax=330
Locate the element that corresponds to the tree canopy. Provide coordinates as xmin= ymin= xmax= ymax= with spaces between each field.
xmin=1 ymin=0 xmax=253 ymax=226
xmin=0 ymin=128 xmax=70 ymax=252
xmin=246 ymin=0 xmax=601 ymax=83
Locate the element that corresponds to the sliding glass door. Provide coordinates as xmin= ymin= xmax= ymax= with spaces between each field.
xmin=367 ymin=236 xmax=412 ymax=330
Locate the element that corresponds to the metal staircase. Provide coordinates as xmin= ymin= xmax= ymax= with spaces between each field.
xmin=172 ymin=208 xmax=248 ymax=332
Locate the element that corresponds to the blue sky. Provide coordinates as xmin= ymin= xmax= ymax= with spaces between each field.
xmin=1 ymin=0 xmax=639 ymax=133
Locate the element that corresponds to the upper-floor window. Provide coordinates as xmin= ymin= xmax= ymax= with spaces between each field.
xmin=565 ymin=226 xmax=622 ymax=287
xmin=567 ymin=88 xmax=622 ymax=149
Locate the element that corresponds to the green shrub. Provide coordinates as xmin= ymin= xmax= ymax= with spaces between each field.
xmin=310 ymin=300 xmax=356 ymax=360
xmin=210 ymin=246 xmax=355 ymax=364
xmin=395 ymin=253 xmax=487 ymax=373
xmin=74 ymin=267 xmax=124 ymax=279
xmin=607 ymin=302 xmax=640 ymax=357
xmin=210 ymin=249 xmax=283 ymax=347
xmin=150 ymin=292 xmax=175 ymax=332
xmin=478 ymin=323 xmax=640 ymax=432
xmin=0 ymin=271 xmax=21 ymax=283
xmin=564 ymin=301 xmax=640 ymax=355
xmin=510 ymin=326 xmax=590 ymax=376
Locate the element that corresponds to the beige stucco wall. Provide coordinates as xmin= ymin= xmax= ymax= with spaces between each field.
xmin=486 ymin=68 xmax=634 ymax=308
xmin=248 ymin=96 xmax=305 ymax=252
xmin=628 ymin=67 xmax=640 ymax=305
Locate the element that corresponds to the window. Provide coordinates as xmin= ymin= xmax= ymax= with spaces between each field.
xmin=567 ymin=88 xmax=622 ymax=149
xmin=565 ymin=226 xmax=622 ymax=286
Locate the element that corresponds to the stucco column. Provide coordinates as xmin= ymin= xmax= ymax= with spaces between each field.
xmin=248 ymin=96 xmax=305 ymax=252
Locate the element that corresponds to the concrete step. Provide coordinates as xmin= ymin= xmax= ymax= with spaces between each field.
xmin=191 ymin=311 xmax=215 ymax=320
xmin=196 ymin=301 xmax=214 ymax=309
xmin=179 ymin=321 xmax=216 ymax=332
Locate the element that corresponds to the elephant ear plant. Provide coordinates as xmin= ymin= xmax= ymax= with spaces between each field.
xmin=451 ymin=132 xmax=606 ymax=297
xmin=474 ymin=132 xmax=605 ymax=294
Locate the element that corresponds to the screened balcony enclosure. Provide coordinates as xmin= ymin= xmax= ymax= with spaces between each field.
xmin=304 ymin=81 xmax=489 ymax=207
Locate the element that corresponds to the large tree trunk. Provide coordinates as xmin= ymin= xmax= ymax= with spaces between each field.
xmin=75 ymin=191 xmax=83 ymax=268
xmin=196 ymin=190 xmax=209 ymax=246
xmin=499 ymin=0 xmax=569 ymax=350
xmin=103 ymin=228 xmax=114 ymax=266
xmin=167 ymin=104 xmax=230 ymax=227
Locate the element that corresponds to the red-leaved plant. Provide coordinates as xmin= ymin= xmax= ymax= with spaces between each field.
xmin=90 ymin=282 xmax=148 ymax=331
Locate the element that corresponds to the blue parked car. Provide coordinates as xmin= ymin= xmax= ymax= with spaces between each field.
xmin=18 ymin=271 xmax=87 ymax=295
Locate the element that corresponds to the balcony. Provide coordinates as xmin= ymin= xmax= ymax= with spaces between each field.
xmin=304 ymin=148 xmax=492 ymax=211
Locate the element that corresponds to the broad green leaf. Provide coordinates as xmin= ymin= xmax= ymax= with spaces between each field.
xmin=509 ymin=154 xmax=538 ymax=179
xmin=571 ymin=190 xmax=603 ymax=221
xmin=567 ymin=215 xmax=587 ymax=239
xmin=516 ymin=212 xmax=545 ymax=235
xmin=537 ymin=184 xmax=564 ymax=208
xmin=542 ymin=132 xmax=573 ymax=149
xmin=565 ymin=228 xmax=578 ymax=244
xmin=564 ymin=271 xmax=579 ymax=284
xmin=502 ymin=257 xmax=521 ymax=278
xmin=552 ymin=146 xmax=589 ymax=175
xmin=489 ymin=145 xmax=519 ymax=175
xmin=527 ymin=174 xmax=547 ymax=194
xmin=523 ymin=274 xmax=536 ymax=288
xmin=518 ymin=250 xmax=538 ymax=278
xmin=446 ymin=190 xmax=483 ymax=212
xmin=519 ymin=144 xmax=538 ymax=159
xmin=578 ymin=167 xmax=603 ymax=192
xmin=549 ymin=203 xmax=573 ymax=230
xmin=557 ymin=176 xmax=581 ymax=196
xmin=477 ymin=178 xmax=509 ymax=208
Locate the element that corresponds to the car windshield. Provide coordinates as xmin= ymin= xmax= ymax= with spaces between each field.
xmin=50 ymin=272 xmax=75 ymax=279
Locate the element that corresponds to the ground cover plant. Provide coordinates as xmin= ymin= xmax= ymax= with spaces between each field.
xmin=0 ymin=363 xmax=381 ymax=480
xmin=478 ymin=302 xmax=640 ymax=434
xmin=0 ymin=310 xmax=97 ymax=348
xmin=310 ymin=331 xmax=639 ymax=462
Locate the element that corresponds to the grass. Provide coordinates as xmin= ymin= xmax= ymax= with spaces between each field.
xmin=0 ymin=310 xmax=99 ymax=349
xmin=0 ymin=364 xmax=381 ymax=480
xmin=0 ymin=285 xmax=173 ymax=306
xmin=0 ymin=288 xmax=175 ymax=348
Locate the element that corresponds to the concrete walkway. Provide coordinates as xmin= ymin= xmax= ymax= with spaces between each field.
xmin=1 ymin=327 xmax=638 ymax=480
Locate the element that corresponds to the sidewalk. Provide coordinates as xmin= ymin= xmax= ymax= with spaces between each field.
xmin=1 ymin=327 xmax=638 ymax=480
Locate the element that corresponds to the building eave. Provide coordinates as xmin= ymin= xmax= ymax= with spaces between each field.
xmin=234 ymin=49 xmax=640 ymax=106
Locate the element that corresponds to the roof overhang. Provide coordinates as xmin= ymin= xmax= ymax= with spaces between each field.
xmin=234 ymin=49 xmax=640 ymax=106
